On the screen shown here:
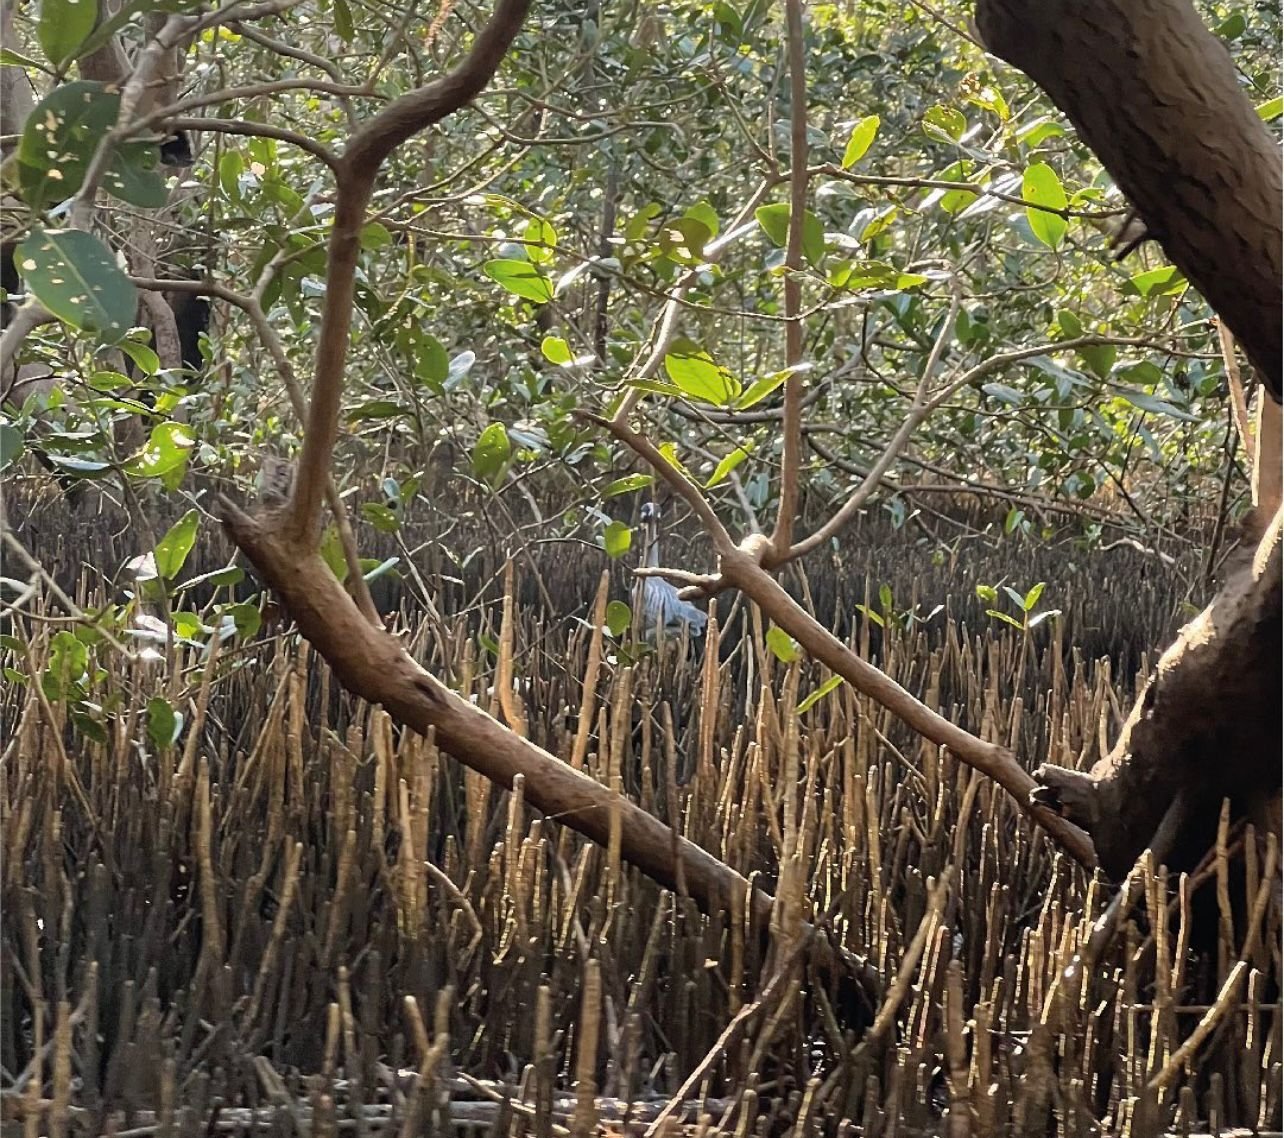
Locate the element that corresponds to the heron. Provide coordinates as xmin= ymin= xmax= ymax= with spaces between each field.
xmin=637 ymin=501 xmax=708 ymax=635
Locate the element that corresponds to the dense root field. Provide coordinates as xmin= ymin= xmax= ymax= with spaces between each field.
xmin=1 ymin=504 xmax=1278 ymax=1136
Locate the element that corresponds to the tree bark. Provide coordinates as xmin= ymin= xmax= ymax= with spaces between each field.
xmin=975 ymin=0 xmax=1282 ymax=399
xmin=980 ymin=0 xmax=1284 ymax=873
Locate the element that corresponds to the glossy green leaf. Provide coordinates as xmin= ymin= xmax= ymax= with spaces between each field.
xmin=841 ymin=115 xmax=880 ymax=168
xmin=125 ymin=421 xmax=194 ymax=478
xmin=604 ymin=599 xmax=631 ymax=638
xmin=119 ymin=340 xmax=160 ymax=376
xmin=483 ymin=259 xmax=555 ymax=304
xmin=14 ymin=227 xmax=137 ymax=342
xmin=735 ymin=369 xmax=790 ymax=409
xmin=766 ymin=625 xmax=800 ymax=664
xmin=603 ymin=473 xmax=654 ymax=498
xmin=706 ymin=445 xmax=751 ymax=488
xmin=522 ymin=217 xmax=557 ymax=264
xmin=541 ymin=335 xmax=573 ymax=364
xmin=664 ymin=340 xmax=741 ymax=406
xmin=1257 ymin=96 xmax=1282 ymax=122
xmin=986 ymin=609 xmax=1025 ymax=629
xmin=146 ymin=696 xmax=183 ymax=749
xmin=797 ymin=674 xmax=844 ymax=714
xmin=1023 ymin=581 xmax=1046 ymax=611
xmin=603 ymin=520 xmax=632 ymax=559
xmin=1022 ymin=163 xmax=1068 ymax=248
xmin=154 ymin=509 xmax=199 ymax=579
xmin=472 ymin=422 xmax=511 ymax=486
xmin=923 ymin=104 xmax=966 ymax=141
xmin=1128 ymin=265 xmax=1187 ymax=297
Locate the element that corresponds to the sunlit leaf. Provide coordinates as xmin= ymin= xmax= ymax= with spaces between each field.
xmin=841 ymin=115 xmax=880 ymax=168
xmin=705 ymin=445 xmax=751 ymax=488
xmin=154 ymin=509 xmax=199 ymax=580
xmin=483 ymin=259 xmax=555 ymax=304
xmin=603 ymin=520 xmax=631 ymax=559
xmin=605 ymin=599 xmax=631 ymax=637
xmin=766 ymin=625 xmax=800 ymax=663
xmin=797 ymin=674 xmax=844 ymax=713
xmin=472 ymin=422 xmax=511 ymax=486
xmin=1022 ymin=162 xmax=1068 ymax=248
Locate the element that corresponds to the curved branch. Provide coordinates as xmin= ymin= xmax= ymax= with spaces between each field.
xmin=287 ymin=0 xmax=531 ymax=540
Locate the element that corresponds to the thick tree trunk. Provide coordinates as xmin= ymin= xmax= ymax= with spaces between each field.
xmin=975 ymin=0 xmax=1282 ymax=399
xmin=978 ymin=0 xmax=1284 ymax=874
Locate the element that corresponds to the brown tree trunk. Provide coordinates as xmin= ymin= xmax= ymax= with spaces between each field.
xmin=975 ymin=0 xmax=1282 ymax=399
xmin=978 ymin=0 xmax=1284 ymax=875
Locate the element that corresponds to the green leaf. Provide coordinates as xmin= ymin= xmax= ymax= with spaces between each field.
xmin=797 ymin=674 xmax=844 ymax=714
xmin=14 ymin=227 xmax=137 ymax=342
xmin=332 ymin=0 xmax=354 ymax=40
xmin=39 ymin=0 xmax=97 ymax=67
xmin=923 ymin=104 xmax=966 ymax=141
xmin=657 ymin=217 xmax=713 ymax=263
xmin=841 ymin=115 xmax=880 ymax=168
xmin=125 ymin=421 xmax=194 ymax=479
xmin=1002 ymin=585 xmax=1026 ymax=610
xmin=603 ymin=473 xmax=654 ymax=498
xmin=177 ymin=565 xmax=244 ymax=591
xmin=483 ymin=258 xmax=555 ymax=304
xmin=878 ymin=583 xmax=894 ymax=612
xmin=522 ymin=217 xmax=558 ymax=264
xmin=154 ymin=509 xmax=199 ymax=579
xmin=360 ymin=222 xmax=394 ymax=250
xmin=1022 ymin=163 xmax=1068 ymax=248
xmin=361 ymin=502 xmax=400 ymax=533
xmin=415 ymin=334 xmax=449 ymax=388
xmin=766 ymin=625 xmax=800 ymax=663
xmin=0 ymin=423 xmax=25 ymax=471
xmin=853 ymin=603 xmax=884 ymax=627
xmin=1078 ymin=342 xmax=1117 ymax=380
xmin=1121 ymin=390 xmax=1199 ymax=421
xmin=17 ymin=81 xmax=164 ymax=210
xmin=664 ymin=340 xmax=741 ymax=406
xmin=685 ymin=200 xmax=720 ymax=238
xmin=604 ymin=599 xmax=631 ymax=637
xmin=986 ymin=609 xmax=1025 ymax=629
xmin=1056 ymin=310 xmax=1083 ymax=339
xmin=146 ymin=696 xmax=182 ymax=749
xmin=1023 ymin=581 xmax=1046 ymax=611
xmin=18 ymin=81 xmax=114 ymax=209
xmin=706 ymin=445 xmax=751 ymax=488
xmin=472 ymin=422 xmax=512 ymax=486
xmin=224 ymin=602 xmax=261 ymax=639
xmin=101 ymin=141 xmax=167 ymax=208
xmin=1128 ymin=265 xmax=1187 ymax=297
xmin=541 ymin=335 xmax=572 ymax=364
xmin=603 ymin=520 xmax=632 ymax=559
xmin=975 ymin=584 xmax=997 ymax=604
xmin=735 ymin=369 xmax=790 ymax=409
xmin=319 ymin=525 xmax=347 ymax=582
xmin=754 ymin=203 xmax=826 ymax=266
xmin=1004 ymin=508 xmax=1026 ymax=535
xmin=1256 ymin=96 xmax=1282 ymax=122
xmin=119 ymin=339 xmax=160 ymax=376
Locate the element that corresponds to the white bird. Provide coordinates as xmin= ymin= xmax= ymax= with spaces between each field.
xmin=638 ymin=501 xmax=708 ymax=635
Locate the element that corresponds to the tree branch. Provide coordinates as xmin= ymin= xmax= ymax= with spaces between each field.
xmin=287 ymin=0 xmax=531 ymax=541
xmin=769 ymin=0 xmax=809 ymax=557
